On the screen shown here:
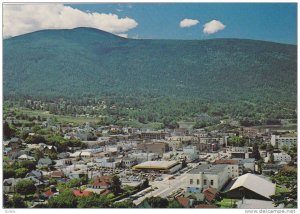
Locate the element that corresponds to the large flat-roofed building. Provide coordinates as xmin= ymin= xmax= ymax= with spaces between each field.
xmin=271 ymin=135 xmax=297 ymax=148
xmin=186 ymin=164 xmax=229 ymax=192
xmin=132 ymin=160 xmax=182 ymax=174
xmin=137 ymin=141 xmax=169 ymax=156
xmin=214 ymin=159 xmax=240 ymax=178
xmin=140 ymin=131 xmax=167 ymax=140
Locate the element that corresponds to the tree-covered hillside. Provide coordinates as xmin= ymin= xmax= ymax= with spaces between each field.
xmin=3 ymin=27 xmax=297 ymax=123
xmin=4 ymin=27 xmax=297 ymax=100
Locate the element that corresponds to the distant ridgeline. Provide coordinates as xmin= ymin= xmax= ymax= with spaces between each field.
xmin=3 ymin=27 xmax=297 ymax=122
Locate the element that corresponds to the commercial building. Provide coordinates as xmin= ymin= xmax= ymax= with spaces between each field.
xmin=137 ymin=141 xmax=169 ymax=156
xmin=122 ymin=157 xmax=137 ymax=168
xmin=271 ymin=135 xmax=297 ymax=148
xmin=132 ymin=160 xmax=182 ymax=174
xmin=273 ymin=153 xmax=291 ymax=162
xmin=214 ymin=159 xmax=240 ymax=178
xmin=140 ymin=131 xmax=167 ymax=140
xmin=128 ymin=152 xmax=159 ymax=163
xmin=186 ymin=164 xmax=229 ymax=192
xmin=226 ymin=147 xmax=253 ymax=159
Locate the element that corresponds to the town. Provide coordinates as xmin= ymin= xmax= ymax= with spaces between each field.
xmin=3 ymin=107 xmax=297 ymax=208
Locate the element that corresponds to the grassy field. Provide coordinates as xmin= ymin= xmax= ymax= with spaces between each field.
xmin=13 ymin=107 xmax=101 ymax=125
xmin=7 ymin=106 xmax=168 ymax=128
xmin=216 ymin=198 xmax=239 ymax=208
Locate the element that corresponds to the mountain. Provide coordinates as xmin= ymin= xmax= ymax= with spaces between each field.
xmin=3 ymin=27 xmax=297 ymax=104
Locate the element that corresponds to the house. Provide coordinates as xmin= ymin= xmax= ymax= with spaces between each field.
xmin=50 ymin=170 xmax=65 ymax=179
xmin=8 ymin=138 xmax=23 ymax=150
xmin=80 ymin=151 xmax=93 ymax=159
xmin=176 ymin=197 xmax=193 ymax=208
xmin=18 ymin=154 xmax=36 ymax=161
xmin=43 ymin=189 xmax=57 ymax=199
xmin=184 ymin=191 xmax=205 ymax=202
xmin=203 ymin=187 xmax=219 ymax=203
xmin=88 ymin=175 xmax=112 ymax=189
xmin=26 ymin=170 xmax=43 ymax=180
xmin=37 ymin=157 xmax=52 ymax=168
xmin=224 ymin=173 xmax=276 ymax=201
xmin=57 ymin=152 xmax=70 ymax=159
xmin=43 ymin=145 xmax=57 ymax=154
xmin=3 ymin=178 xmax=22 ymax=193
xmin=73 ymin=189 xmax=93 ymax=197
xmin=54 ymin=159 xmax=72 ymax=167
xmin=70 ymin=151 xmax=82 ymax=158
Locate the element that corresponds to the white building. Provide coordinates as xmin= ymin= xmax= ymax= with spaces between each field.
xmin=122 ymin=157 xmax=137 ymax=168
xmin=273 ymin=153 xmax=291 ymax=162
xmin=182 ymin=146 xmax=199 ymax=162
xmin=186 ymin=164 xmax=229 ymax=193
xmin=215 ymin=160 xmax=240 ymax=178
xmin=128 ymin=152 xmax=159 ymax=163
xmin=271 ymin=135 xmax=297 ymax=148
xmin=94 ymin=157 xmax=121 ymax=168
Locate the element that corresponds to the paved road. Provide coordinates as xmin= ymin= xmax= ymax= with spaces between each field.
xmin=115 ymin=164 xmax=200 ymax=205
xmin=132 ymin=167 xmax=195 ymax=205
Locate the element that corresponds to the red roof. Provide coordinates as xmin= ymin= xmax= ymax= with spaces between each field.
xmin=43 ymin=190 xmax=55 ymax=197
xmin=92 ymin=180 xmax=111 ymax=187
xmin=73 ymin=190 xmax=92 ymax=197
xmin=91 ymin=175 xmax=113 ymax=187
xmin=100 ymin=189 xmax=111 ymax=196
xmin=176 ymin=197 xmax=190 ymax=208
xmin=203 ymin=187 xmax=219 ymax=202
xmin=195 ymin=204 xmax=217 ymax=208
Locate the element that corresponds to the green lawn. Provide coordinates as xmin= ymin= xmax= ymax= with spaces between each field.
xmin=216 ymin=198 xmax=238 ymax=208
xmin=276 ymin=185 xmax=290 ymax=194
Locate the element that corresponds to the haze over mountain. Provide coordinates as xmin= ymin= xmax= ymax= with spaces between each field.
xmin=3 ymin=27 xmax=297 ymax=104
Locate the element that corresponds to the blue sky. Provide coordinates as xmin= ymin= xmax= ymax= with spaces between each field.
xmin=66 ymin=3 xmax=297 ymax=44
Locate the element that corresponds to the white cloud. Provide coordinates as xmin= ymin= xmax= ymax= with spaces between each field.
xmin=3 ymin=4 xmax=138 ymax=38
xmin=179 ymin=18 xmax=199 ymax=28
xmin=116 ymin=33 xmax=128 ymax=38
xmin=203 ymin=20 xmax=226 ymax=34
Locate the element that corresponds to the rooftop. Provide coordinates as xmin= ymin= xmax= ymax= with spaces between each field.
xmin=133 ymin=160 xmax=179 ymax=169
xmin=224 ymin=173 xmax=276 ymax=200
xmin=215 ymin=159 xmax=239 ymax=165
xmin=188 ymin=164 xmax=227 ymax=175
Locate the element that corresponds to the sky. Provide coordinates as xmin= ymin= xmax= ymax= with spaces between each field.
xmin=3 ymin=3 xmax=297 ymax=44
